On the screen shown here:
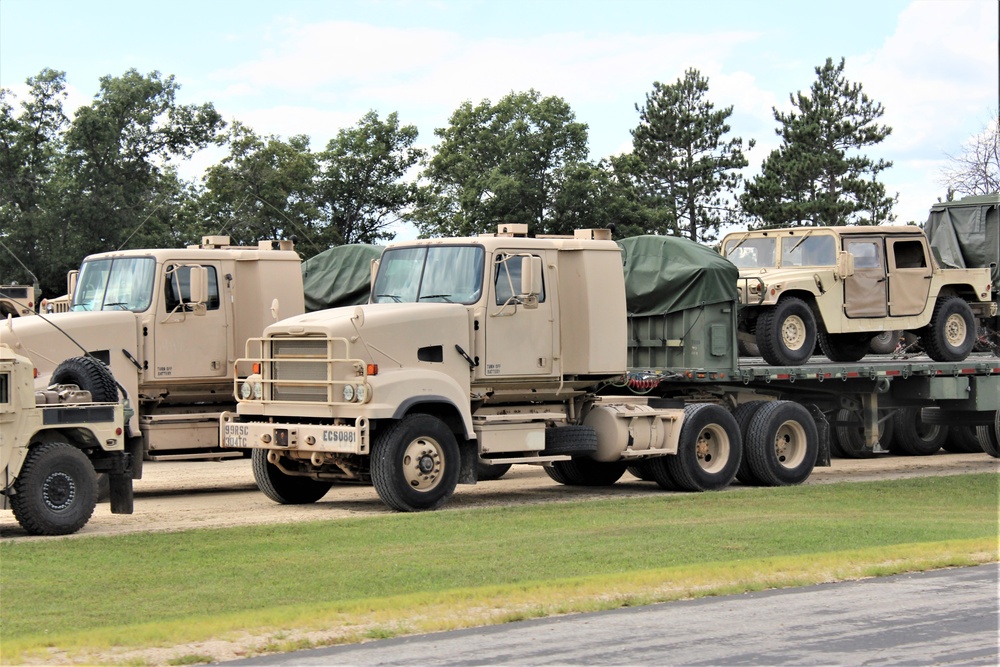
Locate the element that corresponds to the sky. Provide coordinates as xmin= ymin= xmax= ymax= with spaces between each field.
xmin=1 ymin=0 xmax=997 ymax=240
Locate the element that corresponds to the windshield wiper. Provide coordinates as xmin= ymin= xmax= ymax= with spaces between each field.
xmin=788 ymin=230 xmax=815 ymax=254
xmin=418 ymin=294 xmax=454 ymax=302
xmin=103 ymin=302 xmax=130 ymax=310
xmin=726 ymin=232 xmax=750 ymax=255
xmin=375 ymin=293 xmax=401 ymax=303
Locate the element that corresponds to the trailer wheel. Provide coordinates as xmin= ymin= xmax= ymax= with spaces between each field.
xmin=833 ymin=409 xmax=895 ymax=458
xmin=818 ymin=331 xmax=870 ymax=362
xmin=731 ymin=401 xmax=770 ymax=485
xmin=921 ymin=297 xmax=976 ymax=362
xmin=252 ymin=449 xmax=333 ymax=504
xmin=976 ymin=412 xmax=1000 ymax=458
xmin=10 ymin=442 xmax=98 ymax=535
xmin=745 ymin=401 xmax=818 ymax=486
xmin=371 ymin=415 xmax=460 ymax=511
xmin=942 ymin=425 xmax=983 ymax=454
xmin=756 ymin=297 xmax=817 ymax=366
xmin=542 ymin=464 xmax=571 ymax=485
xmin=476 ymin=462 xmax=512 ymax=481
xmin=548 ymin=458 xmax=627 ymax=486
xmin=542 ymin=425 xmax=598 ymax=456
xmin=51 ymin=356 xmax=118 ymax=402
xmin=920 ymin=408 xmax=996 ymax=426
xmin=659 ymin=403 xmax=741 ymax=491
xmin=869 ymin=330 xmax=902 ymax=354
xmin=891 ymin=408 xmax=947 ymax=456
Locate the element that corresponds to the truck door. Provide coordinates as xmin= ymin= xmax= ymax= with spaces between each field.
xmin=151 ymin=263 xmax=230 ymax=379
xmin=844 ymin=237 xmax=888 ymax=318
xmin=887 ymin=238 xmax=932 ymax=316
xmin=481 ymin=251 xmax=556 ymax=378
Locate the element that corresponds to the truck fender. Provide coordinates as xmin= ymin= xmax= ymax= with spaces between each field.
xmin=391 ymin=396 xmax=475 ymax=440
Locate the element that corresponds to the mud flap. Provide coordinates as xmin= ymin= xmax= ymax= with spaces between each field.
xmin=109 ymin=473 xmax=134 ymax=514
xmin=458 ymin=440 xmax=477 ymax=485
xmin=128 ymin=435 xmax=144 ymax=479
xmin=805 ymin=404 xmax=832 ymax=467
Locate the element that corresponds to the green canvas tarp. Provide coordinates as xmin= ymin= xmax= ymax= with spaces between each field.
xmin=301 ymin=244 xmax=383 ymax=312
xmin=618 ymin=235 xmax=738 ymax=317
xmin=924 ymin=194 xmax=1000 ymax=292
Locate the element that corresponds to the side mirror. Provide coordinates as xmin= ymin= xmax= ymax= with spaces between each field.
xmin=187 ymin=266 xmax=209 ymax=308
xmin=67 ymin=270 xmax=79 ymax=301
xmin=837 ymin=251 xmax=855 ymax=278
xmin=369 ymin=259 xmax=380 ymax=302
xmin=519 ymin=256 xmax=543 ymax=297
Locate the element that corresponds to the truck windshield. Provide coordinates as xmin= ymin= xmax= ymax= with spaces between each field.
xmin=780 ymin=235 xmax=836 ymax=267
xmin=71 ymin=257 xmax=156 ymax=312
xmin=373 ymin=245 xmax=485 ymax=304
xmin=724 ymin=237 xmax=777 ymax=269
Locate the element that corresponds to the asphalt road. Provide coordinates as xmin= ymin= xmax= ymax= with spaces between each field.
xmin=226 ymin=563 xmax=1000 ymax=666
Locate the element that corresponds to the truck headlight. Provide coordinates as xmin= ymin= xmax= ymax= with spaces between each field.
xmin=240 ymin=381 xmax=252 ymax=399
xmin=241 ymin=374 xmax=263 ymax=400
xmin=356 ymin=384 xmax=366 ymax=402
xmin=343 ymin=384 xmax=355 ymax=402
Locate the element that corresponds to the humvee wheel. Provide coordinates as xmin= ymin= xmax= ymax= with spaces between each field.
xmin=371 ymin=415 xmax=460 ymax=511
xmin=549 ymin=458 xmax=627 ymax=486
xmin=660 ymin=403 xmax=741 ymax=491
xmin=922 ymin=297 xmax=975 ymax=362
xmin=756 ymin=297 xmax=817 ymax=366
xmin=252 ymin=448 xmax=334 ymax=504
xmin=745 ymin=401 xmax=818 ymax=486
xmin=818 ymin=332 xmax=870 ymax=362
xmin=11 ymin=442 xmax=98 ymax=535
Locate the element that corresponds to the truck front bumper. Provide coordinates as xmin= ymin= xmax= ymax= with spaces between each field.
xmin=220 ymin=411 xmax=370 ymax=455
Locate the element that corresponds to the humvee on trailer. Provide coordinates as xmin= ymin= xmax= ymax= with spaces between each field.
xmin=720 ymin=226 xmax=994 ymax=366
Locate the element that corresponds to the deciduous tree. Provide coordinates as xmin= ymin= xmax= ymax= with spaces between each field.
xmin=940 ymin=115 xmax=1000 ymax=197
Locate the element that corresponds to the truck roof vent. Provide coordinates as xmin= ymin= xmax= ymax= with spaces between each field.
xmin=200 ymin=235 xmax=231 ymax=248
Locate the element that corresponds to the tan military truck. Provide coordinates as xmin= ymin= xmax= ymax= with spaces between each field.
xmin=720 ymin=226 xmax=994 ymax=366
xmin=2 ymin=236 xmax=304 ymax=470
xmin=0 ymin=284 xmax=38 ymax=318
xmin=1 ymin=346 xmax=134 ymax=535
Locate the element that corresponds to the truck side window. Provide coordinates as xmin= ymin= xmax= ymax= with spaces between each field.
xmin=164 ymin=265 xmax=220 ymax=312
xmin=495 ymin=254 xmax=545 ymax=305
xmin=893 ymin=241 xmax=927 ymax=269
xmin=851 ymin=242 xmax=881 ymax=269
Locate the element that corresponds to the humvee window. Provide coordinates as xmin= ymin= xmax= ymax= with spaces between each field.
xmin=724 ymin=237 xmax=776 ymax=268
xmin=781 ymin=236 xmax=835 ymax=267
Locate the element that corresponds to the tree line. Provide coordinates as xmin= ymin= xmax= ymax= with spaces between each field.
xmin=1 ymin=57 xmax=990 ymax=297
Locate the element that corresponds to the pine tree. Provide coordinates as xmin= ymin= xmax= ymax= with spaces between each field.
xmin=631 ymin=68 xmax=753 ymax=242
xmin=742 ymin=57 xmax=896 ymax=227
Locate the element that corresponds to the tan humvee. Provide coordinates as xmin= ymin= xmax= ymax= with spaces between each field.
xmin=1 ymin=346 xmax=133 ymax=535
xmin=0 ymin=284 xmax=37 ymax=317
xmin=720 ymin=226 xmax=994 ymax=366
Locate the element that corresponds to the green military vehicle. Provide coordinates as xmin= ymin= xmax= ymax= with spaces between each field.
xmin=721 ymin=226 xmax=994 ymax=366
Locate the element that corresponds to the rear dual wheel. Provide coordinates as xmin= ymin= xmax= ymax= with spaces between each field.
xmin=743 ymin=401 xmax=818 ymax=486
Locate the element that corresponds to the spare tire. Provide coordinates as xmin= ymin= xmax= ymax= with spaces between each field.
xmin=50 ymin=356 xmax=118 ymax=402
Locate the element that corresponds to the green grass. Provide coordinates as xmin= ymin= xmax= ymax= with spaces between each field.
xmin=1 ymin=473 xmax=997 ymax=664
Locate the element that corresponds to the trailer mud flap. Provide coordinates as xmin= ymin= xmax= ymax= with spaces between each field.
xmin=805 ymin=404 xmax=831 ymax=467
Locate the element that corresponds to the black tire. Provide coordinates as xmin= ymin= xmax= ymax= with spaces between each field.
xmin=476 ymin=462 xmax=512 ymax=481
xmin=660 ymin=403 xmax=741 ymax=491
xmin=10 ymin=442 xmax=98 ymax=535
xmin=732 ymin=401 xmax=770 ymax=485
xmin=542 ymin=425 xmax=598 ymax=456
xmin=370 ymin=415 xmax=460 ymax=511
xmin=890 ymin=407 xmax=947 ymax=456
xmin=50 ymin=356 xmax=118 ymax=402
xmin=745 ymin=401 xmax=818 ymax=486
xmin=543 ymin=464 xmax=571 ymax=485
xmin=252 ymin=448 xmax=333 ymax=504
xmin=818 ymin=331 xmax=870 ymax=363
xmin=976 ymin=412 xmax=1000 ymax=458
xmin=737 ymin=337 xmax=760 ymax=357
xmin=756 ymin=297 xmax=817 ymax=366
xmin=626 ymin=461 xmax=657 ymax=481
xmin=920 ymin=297 xmax=976 ymax=362
xmin=943 ymin=425 xmax=983 ymax=454
xmin=870 ymin=330 xmax=902 ymax=354
xmin=549 ymin=458 xmax=627 ymax=486
xmin=833 ymin=408 xmax=895 ymax=458
xmin=920 ymin=408 xmax=996 ymax=426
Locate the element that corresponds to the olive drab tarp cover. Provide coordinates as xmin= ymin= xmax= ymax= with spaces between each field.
xmin=618 ymin=235 xmax=738 ymax=317
xmin=924 ymin=194 xmax=1000 ymax=292
xmin=301 ymin=244 xmax=383 ymax=311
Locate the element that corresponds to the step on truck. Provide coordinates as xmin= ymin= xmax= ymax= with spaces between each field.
xmin=2 ymin=237 xmax=380 ymax=474
xmin=1 ymin=346 xmax=134 ymax=535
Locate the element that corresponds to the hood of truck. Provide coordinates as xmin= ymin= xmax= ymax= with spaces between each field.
xmin=3 ymin=310 xmax=140 ymax=388
xmin=266 ymin=302 xmax=474 ymax=369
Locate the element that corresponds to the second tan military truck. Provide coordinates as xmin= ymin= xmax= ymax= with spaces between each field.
xmin=721 ymin=226 xmax=994 ymax=366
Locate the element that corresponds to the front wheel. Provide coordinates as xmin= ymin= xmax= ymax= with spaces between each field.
xmin=252 ymin=449 xmax=334 ymax=504
xmin=921 ymin=297 xmax=976 ymax=362
xmin=371 ymin=415 xmax=460 ymax=511
xmin=10 ymin=442 xmax=98 ymax=535
xmin=756 ymin=297 xmax=817 ymax=366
